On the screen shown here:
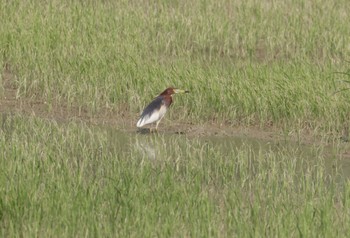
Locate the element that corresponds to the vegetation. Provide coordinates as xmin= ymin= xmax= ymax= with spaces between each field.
xmin=1 ymin=0 xmax=350 ymax=237
xmin=1 ymin=115 xmax=349 ymax=237
xmin=1 ymin=0 xmax=350 ymax=129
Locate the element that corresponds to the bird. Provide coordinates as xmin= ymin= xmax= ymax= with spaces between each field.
xmin=137 ymin=87 xmax=189 ymax=131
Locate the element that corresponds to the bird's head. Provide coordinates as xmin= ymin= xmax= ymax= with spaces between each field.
xmin=160 ymin=87 xmax=190 ymax=96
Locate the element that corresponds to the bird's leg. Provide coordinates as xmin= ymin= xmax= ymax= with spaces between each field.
xmin=155 ymin=121 xmax=160 ymax=132
xmin=149 ymin=125 xmax=158 ymax=133
xmin=155 ymin=118 xmax=163 ymax=132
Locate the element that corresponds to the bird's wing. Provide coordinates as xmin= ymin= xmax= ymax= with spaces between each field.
xmin=137 ymin=97 xmax=167 ymax=127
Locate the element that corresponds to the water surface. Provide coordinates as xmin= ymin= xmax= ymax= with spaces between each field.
xmin=106 ymin=128 xmax=350 ymax=183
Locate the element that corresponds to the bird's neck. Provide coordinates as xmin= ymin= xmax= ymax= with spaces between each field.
xmin=163 ymin=95 xmax=173 ymax=107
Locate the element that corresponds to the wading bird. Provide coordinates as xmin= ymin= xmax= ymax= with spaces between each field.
xmin=137 ymin=87 xmax=189 ymax=131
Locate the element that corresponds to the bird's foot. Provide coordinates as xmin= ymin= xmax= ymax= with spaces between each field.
xmin=150 ymin=127 xmax=159 ymax=133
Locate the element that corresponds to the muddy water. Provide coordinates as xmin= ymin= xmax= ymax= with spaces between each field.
xmin=106 ymin=128 xmax=350 ymax=182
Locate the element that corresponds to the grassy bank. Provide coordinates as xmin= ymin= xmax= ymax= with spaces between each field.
xmin=1 ymin=0 xmax=350 ymax=131
xmin=1 ymin=1 xmax=350 ymax=237
xmin=0 ymin=114 xmax=349 ymax=237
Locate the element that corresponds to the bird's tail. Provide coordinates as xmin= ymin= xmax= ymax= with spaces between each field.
xmin=136 ymin=118 xmax=144 ymax=128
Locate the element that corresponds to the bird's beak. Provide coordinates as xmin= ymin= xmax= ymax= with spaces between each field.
xmin=174 ymin=89 xmax=190 ymax=94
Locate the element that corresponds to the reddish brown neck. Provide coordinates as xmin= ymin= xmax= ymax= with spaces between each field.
xmin=162 ymin=94 xmax=173 ymax=107
xmin=160 ymin=91 xmax=170 ymax=96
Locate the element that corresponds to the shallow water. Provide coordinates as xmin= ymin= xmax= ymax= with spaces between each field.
xmin=106 ymin=128 xmax=350 ymax=183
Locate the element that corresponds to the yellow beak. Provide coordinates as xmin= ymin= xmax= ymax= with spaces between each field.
xmin=174 ymin=89 xmax=190 ymax=94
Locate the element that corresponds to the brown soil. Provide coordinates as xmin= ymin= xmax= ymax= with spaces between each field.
xmin=0 ymin=76 xmax=286 ymax=144
xmin=1 ymin=64 xmax=135 ymax=127
xmin=0 ymin=65 xmax=270 ymax=137
xmin=0 ymin=65 xmax=347 ymax=149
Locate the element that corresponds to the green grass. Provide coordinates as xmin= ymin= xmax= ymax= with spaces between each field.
xmin=0 ymin=114 xmax=349 ymax=237
xmin=1 ymin=0 xmax=350 ymax=131
xmin=1 ymin=0 xmax=350 ymax=237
